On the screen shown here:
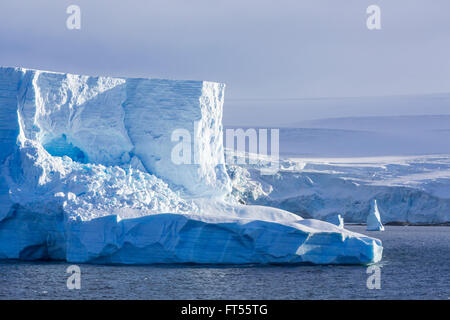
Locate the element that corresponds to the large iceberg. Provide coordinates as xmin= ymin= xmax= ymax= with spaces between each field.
xmin=0 ymin=67 xmax=382 ymax=265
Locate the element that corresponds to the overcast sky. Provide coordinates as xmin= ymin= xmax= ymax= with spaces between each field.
xmin=1 ymin=0 xmax=450 ymax=124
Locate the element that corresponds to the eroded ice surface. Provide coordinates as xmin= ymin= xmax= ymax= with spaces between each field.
xmin=0 ymin=67 xmax=382 ymax=265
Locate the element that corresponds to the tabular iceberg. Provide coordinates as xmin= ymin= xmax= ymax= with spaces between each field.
xmin=0 ymin=67 xmax=382 ymax=265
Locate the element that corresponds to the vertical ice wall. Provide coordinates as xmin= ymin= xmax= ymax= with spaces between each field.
xmin=0 ymin=67 xmax=231 ymax=202
xmin=0 ymin=68 xmax=22 ymax=220
xmin=123 ymin=78 xmax=230 ymax=196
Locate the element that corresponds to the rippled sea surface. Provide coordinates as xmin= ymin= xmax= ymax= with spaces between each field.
xmin=0 ymin=226 xmax=449 ymax=300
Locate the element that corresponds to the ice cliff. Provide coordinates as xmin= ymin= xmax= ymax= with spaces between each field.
xmin=0 ymin=67 xmax=382 ymax=265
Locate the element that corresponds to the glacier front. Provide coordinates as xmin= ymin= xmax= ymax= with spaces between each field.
xmin=0 ymin=67 xmax=382 ymax=265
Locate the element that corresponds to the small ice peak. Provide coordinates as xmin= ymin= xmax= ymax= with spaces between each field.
xmin=366 ymin=199 xmax=385 ymax=231
xmin=328 ymin=214 xmax=344 ymax=228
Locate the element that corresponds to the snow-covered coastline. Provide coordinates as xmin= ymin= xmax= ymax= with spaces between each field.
xmin=226 ymin=111 xmax=450 ymax=227
xmin=227 ymin=153 xmax=450 ymax=225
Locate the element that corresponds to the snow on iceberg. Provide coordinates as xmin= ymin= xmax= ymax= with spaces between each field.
xmin=366 ymin=200 xmax=385 ymax=231
xmin=65 ymin=206 xmax=382 ymax=265
xmin=0 ymin=67 xmax=382 ymax=265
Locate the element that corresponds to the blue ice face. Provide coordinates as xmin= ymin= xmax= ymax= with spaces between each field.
xmin=43 ymin=134 xmax=88 ymax=163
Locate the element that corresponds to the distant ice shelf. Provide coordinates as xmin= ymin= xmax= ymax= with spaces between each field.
xmin=0 ymin=67 xmax=382 ymax=265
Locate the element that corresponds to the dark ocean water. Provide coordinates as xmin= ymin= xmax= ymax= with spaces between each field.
xmin=0 ymin=226 xmax=448 ymax=300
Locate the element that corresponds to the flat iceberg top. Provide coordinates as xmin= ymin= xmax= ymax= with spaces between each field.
xmin=1 ymin=66 xmax=224 ymax=86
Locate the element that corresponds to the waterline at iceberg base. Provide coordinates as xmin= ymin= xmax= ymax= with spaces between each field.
xmin=0 ymin=67 xmax=382 ymax=265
